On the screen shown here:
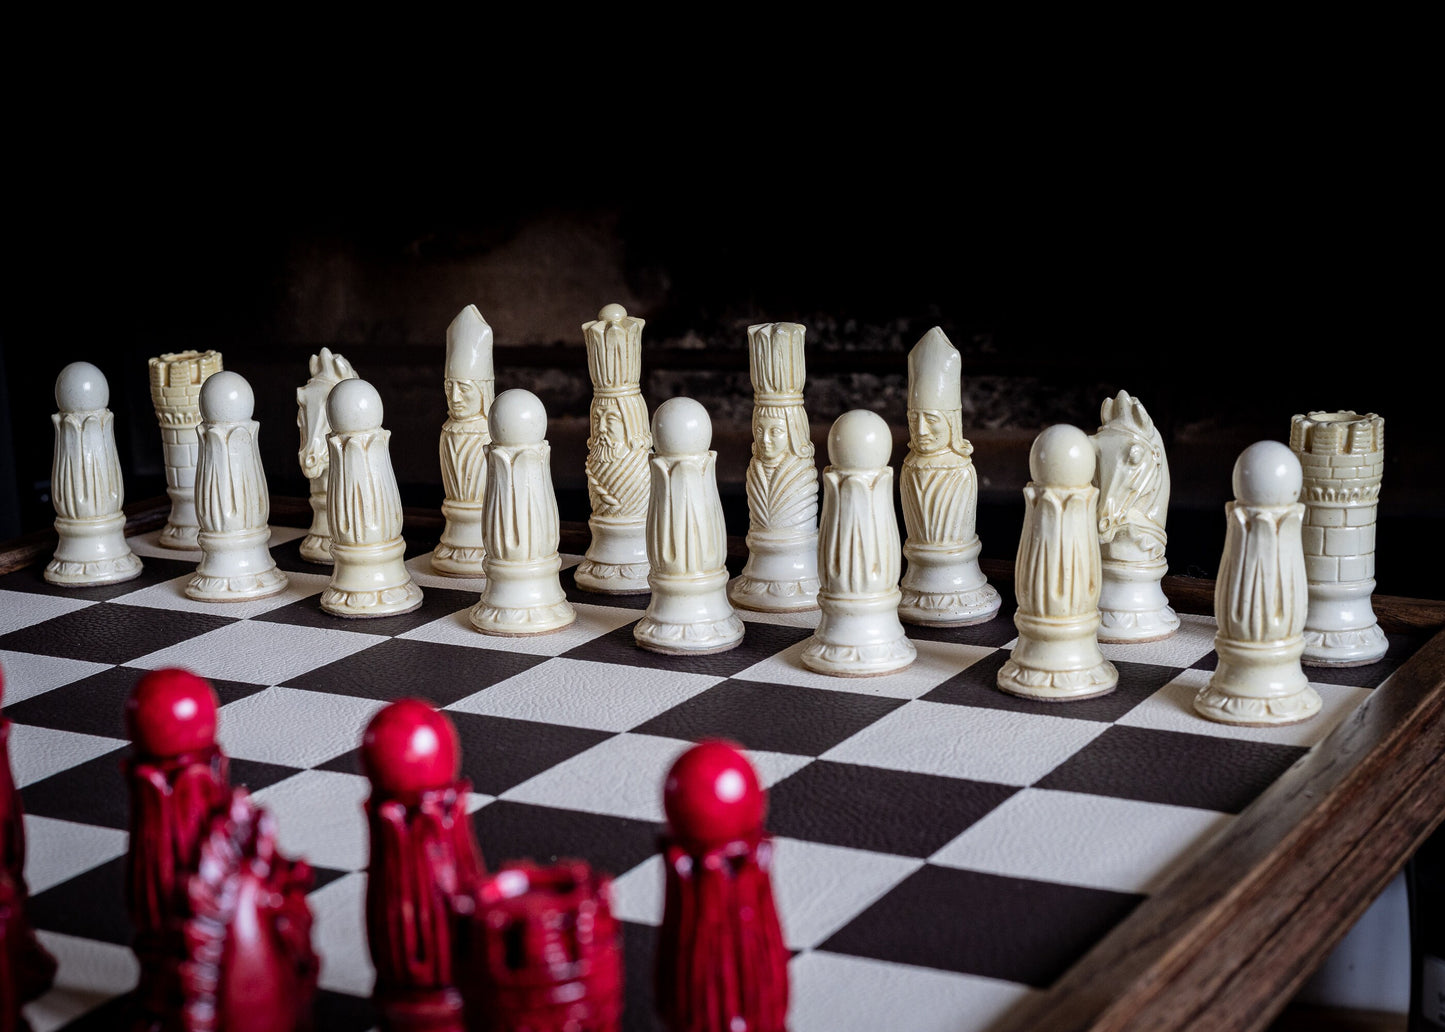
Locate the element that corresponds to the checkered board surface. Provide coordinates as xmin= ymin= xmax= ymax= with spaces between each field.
xmin=0 ymin=523 xmax=1424 ymax=1032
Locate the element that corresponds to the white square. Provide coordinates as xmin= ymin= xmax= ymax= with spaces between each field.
xmin=732 ymin=639 xmax=998 ymax=700
xmin=217 ymin=686 xmax=389 ymax=769
xmin=0 ymin=650 xmax=111 ymax=704
xmin=789 ymin=951 xmax=1038 ymax=1032
xmin=125 ymin=524 xmax=305 ymax=559
xmin=6 ymin=724 xmax=124 ymax=788
xmin=1115 ymin=668 xmax=1374 ymax=748
xmin=446 ymin=657 xmax=723 ymax=732
xmin=22 ymin=815 xmax=129 ymax=894
xmin=108 ymin=569 xmax=332 ymax=619
xmin=405 ymin=553 xmax=488 ymax=592
xmin=501 ymin=733 xmax=811 ymax=822
xmin=822 ymin=700 xmax=1107 ymax=786
xmin=400 ymin=601 xmax=640 ymax=657
xmin=0 ymin=590 xmax=97 ymax=636
xmin=24 ymin=932 xmax=139 ymax=1032
xmin=929 ymin=788 xmax=1236 ymax=894
xmin=308 ymin=871 xmax=376 ymax=996
xmin=129 ymin=619 xmax=387 ymax=686
xmin=1099 ymin=612 xmax=1218 ymax=667
xmin=251 ymin=768 xmax=374 ymax=872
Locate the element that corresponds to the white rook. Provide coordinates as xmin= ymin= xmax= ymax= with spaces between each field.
xmin=148 ymin=350 xmax=223 ymax=549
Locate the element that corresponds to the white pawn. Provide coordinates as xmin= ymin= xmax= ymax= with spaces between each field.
xmin=46 ymin=362 xmax=143 ymax=586
xmin=187 ymin=372 xmax=287 ymax=602
xmin=1195 ymin=441 xmax=1322 ymax=726
xmin=634 ymin=397 xmax=744 ymax=655
xmin=321 ymin=379 xmax=424 ymax=618
xmin=469 ymin=389 xmax=576 ymax=635
xmin=801 ymin=409 xmax=915 ymax=677
xmin=997 ymin=425 xmax=1118 ymax=701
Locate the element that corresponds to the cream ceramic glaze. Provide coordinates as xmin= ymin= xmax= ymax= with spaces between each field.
xmin=295 ymin=347 xmax=358 ymax=564
xmin=434 ymin=305 xmax=496 ymax=577
xmin=149 ymin=349 xmax=223 ymax=550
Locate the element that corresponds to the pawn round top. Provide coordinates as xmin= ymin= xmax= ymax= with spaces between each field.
xmin=361 ymin=699 xmax=461 ymax=795
xmin=653 ymin=397 xmax=711 ymax=455
xmin=199 ymin=370 xmax=255 ymax=423
xmin=126 ymin=668 xmax=219 ymax=758
xmin=598 ymin=302 xmax=628 ymax=324
xmin=327 ymin=378 xmax=384 ymax=434
xmin=663 ymin=740 xmax=765 ymax=851
xmin=1233 ymin=440 xmax=1302 ymax=506
xmin=1029 ymin=424 xmax=1095 ymax=487
xmin=490 ymin=388 xmax=547 ymax=446
xmin=828 ymin=409 xmax=891 ymax=470
xmin=54 ymin=361 xmax=110 ymax=412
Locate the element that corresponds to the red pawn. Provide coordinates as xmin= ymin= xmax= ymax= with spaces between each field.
xmin=657 ymin=741 xmax=789 ymax=1032
xmin=124 ymin=668 xmax=230 ymax=1032
xmin=362 ymin=700 xmax=487 ymax=1032
xmin=2 ymin=665 xmax=58 ymax=1032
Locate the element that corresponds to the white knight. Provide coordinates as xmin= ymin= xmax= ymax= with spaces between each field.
xmin=46 ymin=362 xmax=142 ymax=586
xmin=434 ymin=305 xmax=496 ymax=576
xmin=149 ymin=349 xmax=223 ymax=549
xmin=729 ymin=321 xmax=820 ymax=612
xmin=801 ymin=409 xmax=915 ymax=677
xmin=1195 ymin=441 xmax=1321 ymax=726
xmin=1092 ymin=390 xmax=1179 ymax=642
xmin=187 ymin=372 xmax=287 ymax=602
xmin=295 ymin=347 xmax=358 ymax=564
xmin=898 ymin=327 xmax=1000 ymax=626
xmin=576 ymin=303 xmax=651 ymax=593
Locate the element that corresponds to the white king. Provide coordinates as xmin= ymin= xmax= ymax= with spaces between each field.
xmin=434 ymin=305 xmax=496 ymax=576
xmin=149 ymin=349 xmax=223 ymax=549
xmin=728 ymin=321 xmax=821 ymax=612
xmin=898 ymin=327 xmax=1000 ymax=626
xmin=575 ymin=303 xmax=651 ymax=593
xmin=46 ymin=362 xmax=142 ymax=586
xmin=295 ymin=347 xmax=358 ymax=564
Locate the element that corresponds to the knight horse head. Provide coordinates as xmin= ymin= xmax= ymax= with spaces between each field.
xmin=1092 ymin=390 xmax=1170 ymax=560
xmin=296 ymin=348 xmax=357 ymax=481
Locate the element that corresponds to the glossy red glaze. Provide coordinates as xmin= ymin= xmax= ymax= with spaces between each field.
xmin=361 ymin=699 xmax=461 ymax=795
xmin=125 ymin=669 xmax=219 ymax=758
xmin=663 ymin=740 xmax=765 ymax=851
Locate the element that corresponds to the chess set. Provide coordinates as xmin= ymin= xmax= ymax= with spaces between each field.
xmin=1 ymin=304 xmax=1443 ymax=1032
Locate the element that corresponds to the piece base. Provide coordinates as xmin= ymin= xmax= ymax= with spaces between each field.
xmin=44 ymin=553 xmax=143 ymax=587
xmin=185 ymin=568 xmax=288 ymax=602
xmin=574 ymin=559 xmax=651 ymax=595
xmin=995 ymin=657 xmax=1119 ymax=701
xmin=469 ymin=598 xmax=576 ymax=636
xmin=728 ymin=574 xmax=821 ymax=613
xmin=898 ymin=585 xmax=1002 ymax=627
xmin=800 ymin=636 xmax=916 ymax=677
xmin=430 ymin=545 xmax=488 ymax=578
xmin=1193 ymin=682 xmax=1323 ymax=726
xmin=298 ymin=534 xmax=334 ymax=565
xmin=157 ymin=524 xmax=201 ymax=551
xmin=634 ymin=614 xmax=745 ymax=655
xmin=321 ymin=582 xmax=424 ymax=618
xmin=1301 ymin=625 xmax=1389 ymax=668
xmin=1097 ymin=605 xmax=1181 ymax=644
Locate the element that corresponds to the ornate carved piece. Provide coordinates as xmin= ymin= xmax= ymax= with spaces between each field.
xmin=179 ymin=789 xmax=318 ymax=1032
xmin=46 ymin=362 xmax=143 ymax=586
xmin=470 ymin=390 xmax=576 ymax=636
xmin=1289 ymin=411 xmax=1387 ymax=666
xmin=295 ymin=347 xmax=358 ymax=564
xmin=997 ymin=425 xmax=1119 ymax=701
xmin=149 ymin=350 xmax=224 ymax=550
xmin=322 ymin=379 xmax=424 ymax=618
xmin=729 ymin=321 xmax=820 ymax=612
xmin=802 ymin=410 xmax=915 ymax=676
xmin=1195 ymin=441 xmax=1322 ymax=725
xmin=434 ymin=306 xmax=496 ymax=577
xmin=1092 ymin=390 xmax=1178 ymax=642
xmin=456 ymin=861 xmax=623 ymax=1032
xmin=898 ymin=327 xmax=1000 ymax=627
xmin=576 ymin=303 xmax=651 ymax=593
xmin=635 ymin=398 xmax=744 ymax=655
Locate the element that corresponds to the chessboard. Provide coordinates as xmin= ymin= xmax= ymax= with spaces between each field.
xmin=3 ymin=499 xmax=1444 ymax=1032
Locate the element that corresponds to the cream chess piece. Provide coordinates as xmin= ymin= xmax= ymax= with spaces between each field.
xmin=1195 ymin=441 xmax=1322 ymax=726
xmin=634 ymin=397 xmax=744 ymax=655
xmin=149 ymin=350 xmax=223 ymax=549
xmin=320 ymin=379 xmax=424 ymax=618
xmin=897 ymin=327 xmax=1000 ymax=627
xmin=997 ymin=424 xmax=1118 ymax=701
xmin=801 ymin=409 xmax=915 ymax=677
xmin=46 ymin=362 xmax=143 ymax=586
xmin=469 ymin=389 xmax=576 ymax=636
xmin=186 ymin=372 xmax=287 ymax=602
xmin=434 ymin=305 xmax=495 ymax=576
xmin=295 ymin=347 xmax=358 ymax=564
xmin=575 ymin=303 xmax=651 ymax=593
xmin=1290 ymin=411 xmax=1388 ymax=667
xmin=728 ymin=322 xmax=820 ymax=613
xmin=1092 ymin=391 xmax=1179 ymax=642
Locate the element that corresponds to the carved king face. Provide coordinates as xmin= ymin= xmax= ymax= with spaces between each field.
xmin=755 ymin=412 xmax=789 ymax=466
xmin=445 ymin=379 xmax=483 ymax=420
xmin=910 ymin=409 xmax=950 ymax=455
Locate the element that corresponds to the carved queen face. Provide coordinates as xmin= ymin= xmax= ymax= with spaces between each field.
xmin=910 ymin=409 xmax=950 ymax=455
xmin=754 ymin=412 xmax=789 ymax=466
xmin=590 ymin=402 xmax=627 ymax=458
xmin=445 ymin=379 xmax=483 ymax=420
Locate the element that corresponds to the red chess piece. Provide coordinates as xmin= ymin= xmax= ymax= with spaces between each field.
xmin=124 ymin=668 xmax=230 ymax=1032
xmin=656 ymin=741 xmax=789 ymax=1032
xmin=179 ymin=788 xmax=318 ymax=1032
xmin=1 ymin=665 xmax=58 ymax=1032
xmin=454 ymin=861 xmax=624 ymax=1032
xmin=362 ymin=699 xmax=487 ymax=1032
